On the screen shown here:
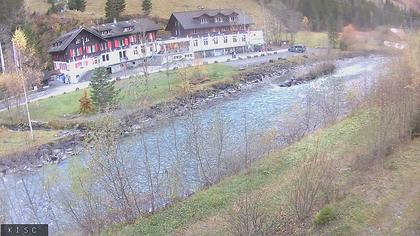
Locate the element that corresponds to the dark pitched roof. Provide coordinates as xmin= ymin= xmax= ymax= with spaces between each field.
xmin=166 ymin=9 xmax=254 ymax=31
xmin=48 ymin=28 xmax=104 ymax=53
xmin=91 ymin=18 xmax=161 ymax=39
xmin=48 ymin=18 xmax=162 ymax=53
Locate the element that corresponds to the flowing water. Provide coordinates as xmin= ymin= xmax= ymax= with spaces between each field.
xmin=0 ymin=55 xmax=387 ymax=232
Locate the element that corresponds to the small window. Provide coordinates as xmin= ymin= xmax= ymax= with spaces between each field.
xmin=224 ymin=36 xmax=228 ymax=43
xmin=215 ymin=17 xmax=223 ymax=23
xmin=193 ymin=40 xmax=198 ymax=47
xmin=213 ymin=37 xmax=218 ymax=44
xmin=203 ymin=38 xmax=208 ymax=46
xmin=200 ymin=18 xmax=207 ymax=24
xmin=192 ymin=29 xmax=197 ymax=34
xmin=233 ymin=36 xmax=237 ymax=43
xmin=75 ymin=38 xmax=81 ymax=44
xmin=242 ymin=35 xmax=246 ymax=42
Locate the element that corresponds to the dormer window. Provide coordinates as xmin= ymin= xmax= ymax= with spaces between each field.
xmin=200 ymin=18 xmax=208 ymax=24
xmin=230 ymin=16 xmax=238 ymax=22
xmin=215 ymin=17 xmax=223 ymax=23
xmin=53 ymin=41 xmax=62 ymax=47
xmin=123 ymin=26 xmax=134 ymax=32
xmin=101 ymin=30 xmax=112 ymax=35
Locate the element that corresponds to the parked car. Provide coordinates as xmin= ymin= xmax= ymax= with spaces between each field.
xmin=288 ymin=44 xmax=307 ymax=53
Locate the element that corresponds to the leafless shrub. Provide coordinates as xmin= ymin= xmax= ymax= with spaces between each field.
xmin=289 ymin=143 xmax=335 ymax=221
xmin=227 ymin=194 xmax=279 ymax=236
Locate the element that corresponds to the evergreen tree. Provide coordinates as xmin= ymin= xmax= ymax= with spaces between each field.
xmin=142 ymin=0 xmax=152 ymax=16
xmin=90 ymin=68 xmax=120 ymax=112
xmin=68 ymin=0 xmax=86 ymax=12
xmin=105 ymin=0 xmax=126 ymax=21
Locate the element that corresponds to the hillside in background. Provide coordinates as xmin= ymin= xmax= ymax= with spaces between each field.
xmin=25 ymin=0 xmax=265 ymax=23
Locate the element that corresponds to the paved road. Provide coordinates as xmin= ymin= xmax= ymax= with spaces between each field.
xmin=225 ymin=48 xmax=319 ymax=68
xmin=0 ymin=48 xmax=321 ymax=112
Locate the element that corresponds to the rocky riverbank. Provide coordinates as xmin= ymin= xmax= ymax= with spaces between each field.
xmin=0 ymin=52 xmax=363 ymax=175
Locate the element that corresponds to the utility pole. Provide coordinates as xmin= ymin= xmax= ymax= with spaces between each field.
xmin=12 ymin=42 xmax=34 ymax=140
xmin=0 ymin=41 xmax=5 ymax=73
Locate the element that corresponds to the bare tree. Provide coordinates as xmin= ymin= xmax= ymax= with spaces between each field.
xmin=227 ymin=193 xmax=279 ymax=236
xmin=289 ymin=142 xmax=335 ymax=221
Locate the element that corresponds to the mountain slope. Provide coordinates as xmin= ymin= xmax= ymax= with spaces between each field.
xmin=25 ymin=0 xmax=265 ymax=23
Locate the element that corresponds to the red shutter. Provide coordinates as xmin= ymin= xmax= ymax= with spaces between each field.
xmin=114 ymin=40 xmax=119 ymax=48
xmin=108 ymin=41 xmax=112 ymax=49
xmin=96 ymin=44 xmax=99 ymax=51
xmin=79 ymin=47 xmax=83 ymax=55
xmin=124 ymin=38 xmax=129 ymax=46
xmin=69 ymin=50 xmax=73 ymax=57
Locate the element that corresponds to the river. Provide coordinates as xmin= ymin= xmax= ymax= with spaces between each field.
xmin=0 ymin=55 xmax=387 ymax=233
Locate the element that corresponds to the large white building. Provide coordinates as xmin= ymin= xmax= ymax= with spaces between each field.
xmin=48 ymin=9 xmax=265 ymax=83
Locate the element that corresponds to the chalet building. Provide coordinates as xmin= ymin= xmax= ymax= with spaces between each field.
xmin=49 ymin=9 xmax=265 ymax=83
xmin=165 ymin=9 xmax=265 ymax=58
xmin=48 ymin=18 xmax=161 ymax=83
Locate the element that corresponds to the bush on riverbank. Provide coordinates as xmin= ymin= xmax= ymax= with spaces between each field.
xmin=301 ymin=62 xmax=336 ymax=81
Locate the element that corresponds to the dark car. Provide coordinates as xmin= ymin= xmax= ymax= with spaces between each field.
xmin=288 ymin=44 xmax=307 ymax=53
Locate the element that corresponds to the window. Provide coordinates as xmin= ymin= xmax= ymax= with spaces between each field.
xmin=84 ymin=37 xmax=90 ymax=43
xmin=175 ymin=30 xmax=179 ymax=36
xmin=102 ymin=55 xmax=106 ymax=61
xmin=192 ymin=29 xmax=197 ymax=34
xmin=233 ymin=35 xmax=237 ymax=43
xmin=200 ymin=18 xmax=207 ymax=24
xmin=242 ymin=35 xmax=246 ymax=42
xmin=203 ymin=38 xmax=208 ymax=46
xmin=224 ymin=36 xmax=228 ymax=43
xmin=230 ymin=16 xmax=238 ymax=22
xmin=75 ymin=38 xmax=81 ymax=44
xmin=193 ymin=39 xmax=198 ymax=47
xmin=134 ymin=48 xmax=139 ymax=55
xmin=76 ymin=47 xmax=82 ymax=56
xmin=119 ymin=51 xmax=127 ymax=59
xmin=215 ymin=17 xmax=223 ymax=23
xmin=213 ymin=37 xmax=218 ymax=44
xmin=123 ymin=27 xmax=133 ymax=32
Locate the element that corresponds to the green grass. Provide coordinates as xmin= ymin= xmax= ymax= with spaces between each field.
xmin=295 ymin=31 xmax=329 ymax=48
xmin=0 ymin=64 xmax=237 ymax=124
xmin=0 ymin=128 xmax=59 ymax=156
xmin=26 ymin=0 xmax=265 ymax=25
xmin=108 ymin=111 xmax=372 ymax=236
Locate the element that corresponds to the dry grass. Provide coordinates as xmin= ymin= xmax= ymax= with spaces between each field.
xmin=0 ymin=128 xmax=59 ymax=157
xmin=25 ymin=0 xmax=265 ymax=25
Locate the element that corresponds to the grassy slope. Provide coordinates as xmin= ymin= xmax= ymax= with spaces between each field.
xmin=0 ymin=64 xmax=237 ymax=123
xmin=110 ymin=111 xmax=372 ymax=235
xmin=327 ymin=138 xmax=420 ymax=236
xmin=295 ymin=31 xmax=329 ymax=48
xmin=0 ymin=128 xmax=59 ymax=156
xmin=111 ymin=110 xmax=420 ymax=236
xmin=25 ymin=0 xmax=265 ymax=24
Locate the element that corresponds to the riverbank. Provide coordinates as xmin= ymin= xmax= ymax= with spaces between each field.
xmin=106 ymin=109 xmax=368 ymax=235
xmin=0 ymin=50 xmax=378 ymax=174
xmin=110 ymin=111 xmax=420 ymax=236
